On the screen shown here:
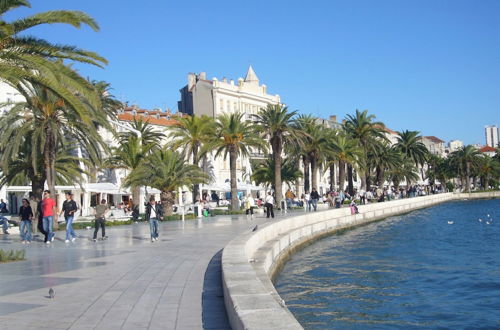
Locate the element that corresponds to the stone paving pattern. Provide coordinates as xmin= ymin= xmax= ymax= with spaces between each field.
xmin=0 ymin=211 xmax=296 ymax=330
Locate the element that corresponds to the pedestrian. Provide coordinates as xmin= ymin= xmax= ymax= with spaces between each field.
xmin=145 ymin=196 xmax=162 ymax=242
xmin=244 ymin=194 xmax=255 ymax=218
xmin=60 ymin=192 xmax=78 ymax=243
xmin=0 ymin=215 xmax=9 ymax=234
xmin=93 ymin=199 xmax=108 ymax=242
xmin=265 ymin=192 xmax=275 ymax=219
xmin=303 ymin=191 xmax=311 ymax=211
xmin=310 ymin=188 xmax=320 ymax=211
xmin=19 ymin=198 xmax=33 ymax=244
xmin=285 ymin=189 xmax=295 ymax=208
xmin=211 ymin=191 xmax=220 ymax=207
xmin=0 ymin=199 xmax=8 ymax=213
xmin=41 ymin=190 xmax=56 ymax=244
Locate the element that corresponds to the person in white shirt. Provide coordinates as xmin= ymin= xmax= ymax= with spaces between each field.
xmin=245 ymin=194 xmax=255 ymax=218
xmin=265 ymin=192 xmax=275 ymax=219
xmin=304 ymin=191 xmax=311 ymax=211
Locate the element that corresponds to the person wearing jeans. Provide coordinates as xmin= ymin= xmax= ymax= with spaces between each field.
xmin=41 ymin=190 xmax=56 ymax=244
xmin=93 ymin=199 xmax=108 ymax=241
xmin=310 ymin=188 xmax=320 ymax=211
xmin=19 ymin=198 xmax=33 ymax=243
xmin=60 ymin=192 xmax=78 ymax=243
xmin=0 ymin=215 xmax=9 ymax=234
xmin=145 ymin=197 xmax=162 ymax=242
xmin=265 ymin=192 xmax=275 ymax=219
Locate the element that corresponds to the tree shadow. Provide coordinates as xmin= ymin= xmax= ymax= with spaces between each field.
xmin=202 ymin=249 xmax=231 ymax=330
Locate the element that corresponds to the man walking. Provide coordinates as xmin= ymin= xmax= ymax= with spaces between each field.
xmin=310 ymin=188 xmax=320 ymax=211
xmin=145 ymin=197 xmax=162 ymax=242
xmin=93 ymin=199 xmax=108 ymax=242
xmin=42 ymin=190 xmax=56 ymax=244
xmin=60 ymin=192 xmax=78 ymax=243
xmin=19 ymin=198 xmax=33 ymax=244
xmin=265 ymin=192 xmax=275 ymax=219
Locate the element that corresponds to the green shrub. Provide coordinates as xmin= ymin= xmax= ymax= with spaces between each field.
xmin=0 ymin=249 xmax=25 ymax=263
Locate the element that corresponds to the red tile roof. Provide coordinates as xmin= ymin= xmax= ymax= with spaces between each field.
xmin=479 ymin=146 xmax=496 ymax=152
xmin=423 ymin=136 xmax=445 ymax=143
xmin=118 ymin=107 xmax=182 ymax=127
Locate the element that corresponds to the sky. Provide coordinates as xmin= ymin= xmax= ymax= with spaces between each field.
xmin=5 ymin=0 xmax=500 ymax=145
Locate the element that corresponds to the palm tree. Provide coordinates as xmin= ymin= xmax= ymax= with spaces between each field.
xmin=449 ymin=146 xmax=481 ymax=192
xmin=124 ymin=149 xmax=208 ymax=216
xmin=254 ymin=104 xmax=304 ymax=208
xmin=251 ymin=156 xmax=302 ymax=190
xmin=106 ymin=135 xmax=154 ymax=203
xmin=1 ymin=0 xmax=107 ymax=117
xmin=3 ymin=83 xmax=109 ymax=196
xmin=0 ymin=129 xmax=87 ymax=199
xmin=386 ymin=155 xmax=420 ymax=192
xmin=343 ymin=109 xmax=387 ymax=189
xmin=210 ymin=112 xmax=266 ymax=210
xmin=370 ymin=143 xmax=401 ymax=190
xmin=395 ymin=130 xmax=429 ymax=182
xmin=168 ymin=115 xmax=214 ymax=202
xmin=328 ymin=133 xmax=362 ymax=193
xmin=295 ymin=115 xmax=329 ymax=192
xmin=118 ymin=118 xmax=166 ymax=147
xmin=476 ymin=155 xmax=499 ymax=189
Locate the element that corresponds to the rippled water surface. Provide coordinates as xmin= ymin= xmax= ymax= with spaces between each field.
xmin=274 ymin=199 xmax=500 ymax=329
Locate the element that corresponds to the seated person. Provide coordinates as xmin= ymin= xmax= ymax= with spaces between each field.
xmin=0 ymin=215 xmax=9 ymax=234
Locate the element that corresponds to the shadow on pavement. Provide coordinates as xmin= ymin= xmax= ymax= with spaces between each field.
xmin=202 ymin=249 xmax=231 ymax=330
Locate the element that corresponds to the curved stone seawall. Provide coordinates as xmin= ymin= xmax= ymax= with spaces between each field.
xmin=221 ymin=191 xmax=500 ymax=330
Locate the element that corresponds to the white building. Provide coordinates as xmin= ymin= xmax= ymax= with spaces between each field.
xmin=178 ymin=66 xmax=280 ymax=119
xmin=421 ymin=136 xmax=446 ymax=157
xmin=448 ymin=140 xmax=464 ymax=153
xmin=485 ymin=125 xmax=499 ymax=148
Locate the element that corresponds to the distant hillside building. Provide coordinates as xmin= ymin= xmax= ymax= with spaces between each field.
xmin=448 ymin=140 xmax=464 ymax=153
xmin=485 ymin=125 xmax=499 ymax=148
xmin=421 ymin=136 xmax=446 ymax=156
xmin=479 ymin=145 xmax=496 ymax=157
xmin=178 ymin=66 xmax=281 ymax=119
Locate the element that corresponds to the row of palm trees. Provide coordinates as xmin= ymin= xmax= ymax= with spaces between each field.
xmin=109 ymin=104 xmax=499 ymax=216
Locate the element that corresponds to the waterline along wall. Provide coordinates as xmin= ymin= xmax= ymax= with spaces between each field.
xmin=221 ymin=191 xmax=500 ymax=330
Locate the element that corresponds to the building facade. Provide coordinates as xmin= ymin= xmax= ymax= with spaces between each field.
xmin=485 ymin=125 xmax=499 ymax=148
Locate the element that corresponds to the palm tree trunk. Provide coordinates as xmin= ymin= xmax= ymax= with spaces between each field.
xmin=273 ymin=138 xmax=283 ymax=209
xmin=132 ymin=186 xmax=141 ymax=209
xmin=31 ymin=176 xmax=45 ymax=200
xmin=229 ymin=149 xmax=239 ymax=210
xmin=161 ymin=191 xmax=175 ymax=216
xmin=377 ymin=167 xmax=385 ymax=190
xmin=338 ymin=160 xmax=346 ymax=192
xmin=329 ymin=163 xmax=335 ymax=191
xmin=303 ymin=155 xmax=310 ymax=192
xmin=310 ymin=154 xmax=318 ymax=190
xmin=192 ymin=146 xmax=200 ymax=203
xmin=295 ymin=158 xmax=301 ymax=195
xmin=465 ymin=162 xmax=471 ymax=193
xmin=347 ymin=164 xmax=354 ymax=196
xmin=44 ymin=126 xmax=58 ymax=229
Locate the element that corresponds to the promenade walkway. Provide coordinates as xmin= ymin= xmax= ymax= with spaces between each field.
xmin=0 ymin=211 xmax=296 ymax=330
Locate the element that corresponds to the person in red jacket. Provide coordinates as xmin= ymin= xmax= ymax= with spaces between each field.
xmin=41 ymin=190 xmax=56 ymax=244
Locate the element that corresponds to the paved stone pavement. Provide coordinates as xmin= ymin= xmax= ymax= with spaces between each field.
xmin=0 ymin=210 xmax=298 ymax=330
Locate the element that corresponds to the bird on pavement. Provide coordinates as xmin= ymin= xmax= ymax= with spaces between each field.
xmin=252 ymin=225 xmax=258 ymax=232
xmin=48 ymin=288 xmax=55 ymax=299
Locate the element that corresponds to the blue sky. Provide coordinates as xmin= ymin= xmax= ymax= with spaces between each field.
xmin=6 ymin=0 xmax=500 ymax=145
